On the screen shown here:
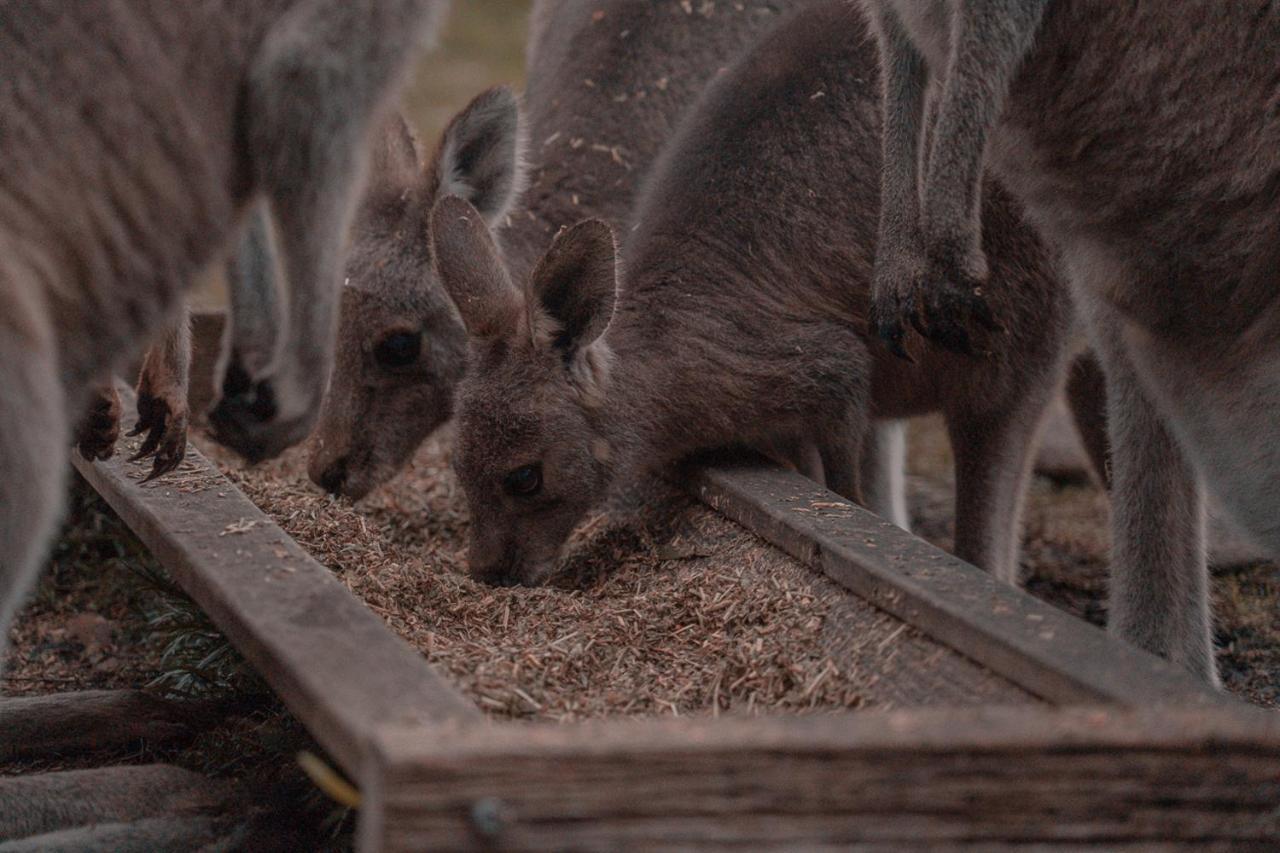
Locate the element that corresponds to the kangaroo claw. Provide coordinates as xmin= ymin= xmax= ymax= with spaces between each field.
xmin=130 ymin=390 xmax=188 ymax=481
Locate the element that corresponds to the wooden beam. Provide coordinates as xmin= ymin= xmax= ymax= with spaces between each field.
xmin=0 ymin=764 xmax=231 ymax=841
xmin=0 ymin=690 xmax=202 ymax=763
xmin=363 ymin=705 xmax=1280 ymax=850
xmin=72 ymin=387 xmax=480 ymax=777
xmin=687 ymin=459 xmax=1228 ymax=709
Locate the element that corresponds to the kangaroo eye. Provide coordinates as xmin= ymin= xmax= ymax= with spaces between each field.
xmin=374 ymin=331 xmax=422 ymax=368
xmin=504 ymin=463 xmax=542 ymax=497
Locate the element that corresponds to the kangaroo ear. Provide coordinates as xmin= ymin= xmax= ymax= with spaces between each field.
xmin=430 ymin=195 xmax=522 ymax=340
xmin=529 ymin=219 xmax=617 ymax=355
xmin=427 ymin=85 xmax=526 ymax=225
xmin=366 ymin=112 xmax=422 ymax=197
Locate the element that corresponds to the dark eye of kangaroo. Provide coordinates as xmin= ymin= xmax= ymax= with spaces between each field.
xmin=374 ymin=331 xmax=422 ymax=368
xmin=504 ymin=463 xmax=542 ymax=497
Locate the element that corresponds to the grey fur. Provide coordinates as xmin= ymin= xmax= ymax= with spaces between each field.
xmin=860 ymin=0 xmax=1280 ymax=682
xmin=205 ymin=0 xmax=444 ymax=462
xmin=306 ymin=96 xmax=517 ymax=498
xmin=434 ymin=3 xmax=1072 ymax=586
xmin=861 ymin=420 xmax=911 ymax=531
xmin=0 ymin=0 xmax=442 ymax=668
xmin=308 ymin=0 xmax=815 ymax=499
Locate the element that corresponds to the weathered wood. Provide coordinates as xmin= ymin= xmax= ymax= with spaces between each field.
xmin=0 ymin=764 xmax=230 ymax=841
xmin=0 ymin=817 xmax=227 ymax=853
xmin=71 ymin=386 xmax=480 ymax=778
xmin=0 ymin=690 xmax=200 ymax=763
xmin=687 ymin=459 xmax=1228 ymax=709
xmin=363 ymin=705 xmax=1280 ymax=850
xmin=81 ymin=309 xmax=1266 ymax=853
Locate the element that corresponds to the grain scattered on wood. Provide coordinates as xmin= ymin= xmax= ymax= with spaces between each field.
xmin=196 ymin=433 xmax=1027 ymax=722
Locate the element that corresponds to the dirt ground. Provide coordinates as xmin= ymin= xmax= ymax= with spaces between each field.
xmin=1 ymin=482 xmax=358 ymax=849
xmin=10 ymin=415 xmax=1277 ymax=722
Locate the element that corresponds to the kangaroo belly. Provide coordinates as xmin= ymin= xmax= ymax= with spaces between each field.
xmin=987 ymin=0 xmax=1280 ymax=337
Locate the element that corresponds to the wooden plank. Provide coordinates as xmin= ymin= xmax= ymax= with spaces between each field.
xmin=0 ymin=690 xmax=201 ymax=763
xmin=363 ymin=705 xmax=1280 ymax=850
xmin=0 ymin=764 xmax=232 ymax=842
xmin=71 ymin=386 xmax=480 ymax=778
xmin=687 ymin=458 xmax=1229 ymax=709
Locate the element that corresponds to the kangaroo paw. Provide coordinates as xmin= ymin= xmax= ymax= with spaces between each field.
xmin=75 ymin=385 xmax=122 ymax=462
xmin=127 ymin=390 xmax=189 ymax=481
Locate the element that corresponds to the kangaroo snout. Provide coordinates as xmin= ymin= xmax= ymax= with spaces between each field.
xmin=313 ymin=455 xmax=349 ymax=496
xmin=467 ymin=529 xmax=557 ymax=589
xmin=468 ymin=533 xmax=522 ymax=587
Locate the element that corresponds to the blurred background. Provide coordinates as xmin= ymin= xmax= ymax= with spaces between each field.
xmin=193 ymin=0 xmax=532 ymax=310
xmin=403 ymin=0 xmax=532 ymax=140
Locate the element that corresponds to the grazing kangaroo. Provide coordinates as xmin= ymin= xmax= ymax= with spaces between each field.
xmin=860 ymin=0 xmax=1280 ymax=682
xmin=308 ymin=0 xmax=822 ymax=499
xmin=305 ymin=93 xmax=521 ymax=498
xmin=431 ymin=1 xmax=1074 ymax=586
xmin=0 ymin=0 xmax=443 ymax=665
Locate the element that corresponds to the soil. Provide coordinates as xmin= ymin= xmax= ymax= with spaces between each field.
xmin=2 ymin=481 xmax=357 ymax=850
xmin=4 ymin=410 xmax=1274 ymax=849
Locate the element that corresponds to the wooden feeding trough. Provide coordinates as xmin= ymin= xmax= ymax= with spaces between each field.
xmin=72 ymin=312 xmax=1280 ymax=850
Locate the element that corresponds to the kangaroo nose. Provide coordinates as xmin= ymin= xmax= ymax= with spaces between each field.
xmin=473 ymin=565 xmax=522 ymax=587
xmin=317 ymin=457 xmax=348 ymax=495
xmin=469 ymin=536 xmax=524 ymax=587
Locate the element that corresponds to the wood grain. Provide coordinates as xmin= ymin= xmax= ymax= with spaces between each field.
xmin=364 ymin=705 xmax=1280 ymax=850
xmin=71 ymin=387 xmax=479 ymax=777
xmin=0 ymin=690 xmax=200 ymax=763
xmin=687 ymin=457 xmax=1229 ymax=709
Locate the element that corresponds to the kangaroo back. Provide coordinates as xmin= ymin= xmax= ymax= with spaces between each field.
xmin=308 ymin=0 xmax=816 ymax=498
xmin=433 ymin=1 xmax=1070 ymax=586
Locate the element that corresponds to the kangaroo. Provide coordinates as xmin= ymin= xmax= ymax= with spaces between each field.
xmin=308 ymin=0 xmax=827 ymax=500
xmin=0 ymin=0 xmax=443 ymax=665
xmin=305 ymin=92 xmax=522 ymax=498
xmin=76 ymin=313 xmax=193 ymax=481
xmin=430 ymin=1 xmax=1073 ymax=587
xmin=860 ymin=0 xmax=1280 ymax=682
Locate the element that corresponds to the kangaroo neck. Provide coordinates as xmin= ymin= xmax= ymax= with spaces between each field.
xmin=595 ymin=299 xmax=708 ymax=484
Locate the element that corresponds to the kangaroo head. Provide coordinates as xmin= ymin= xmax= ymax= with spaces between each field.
xmin=309 ymin=86 xmax=526 ymax=498
xmin=431 ymin=195 xmax=618 ymax=586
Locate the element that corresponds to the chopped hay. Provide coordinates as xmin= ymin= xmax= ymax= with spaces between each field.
xmin=195 ymin=432 xmax=1027 ymax=722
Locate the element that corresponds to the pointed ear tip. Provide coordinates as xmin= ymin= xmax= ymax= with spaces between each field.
xmin=564 ymin=218 xmax=616 ymax=245
xmin=430 ymin=194 xmax=479 ymax=226
xmin=472 ymin=83 xmax=519 ymax=115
